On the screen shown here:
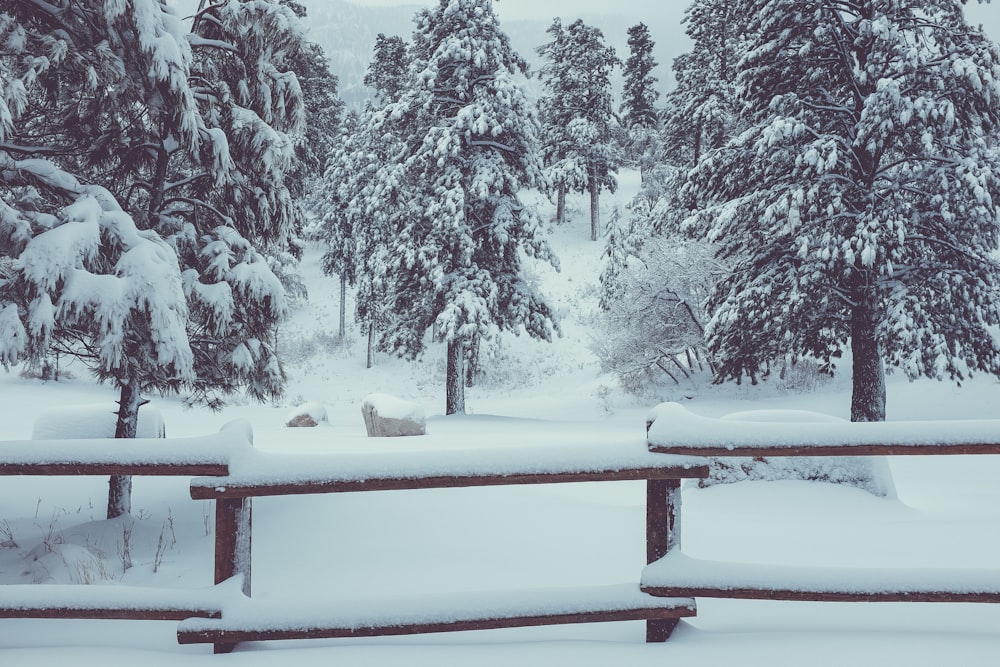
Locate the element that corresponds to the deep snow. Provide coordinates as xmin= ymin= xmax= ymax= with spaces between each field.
xmin=2 ymin=173 xmax=1000 ymax=665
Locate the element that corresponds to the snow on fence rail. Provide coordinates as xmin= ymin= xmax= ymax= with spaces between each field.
xmin=640 ymin=402 xmax=1000 ymax=611
xmin=0 ymin=420 xmax=707 ymax=653
xmin=646 ymin=401 xmax=1000 ymax=456
xmin=4 ymin=405 xmax=1000 ymax=653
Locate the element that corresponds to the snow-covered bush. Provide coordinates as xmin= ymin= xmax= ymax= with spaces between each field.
xmin=597 ymin=230 xmax=719 ymax=393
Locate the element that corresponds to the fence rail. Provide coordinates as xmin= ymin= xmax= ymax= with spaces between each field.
xmin=3 ymin=403 xmax=1000 ymax=653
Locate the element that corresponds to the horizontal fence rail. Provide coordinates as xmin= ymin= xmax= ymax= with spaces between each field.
xmin=4 ymin=403 xmax=1000 ymax=653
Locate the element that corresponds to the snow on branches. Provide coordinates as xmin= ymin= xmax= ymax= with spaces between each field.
xmin=682 ymin=0 xmax=1000 ymax=421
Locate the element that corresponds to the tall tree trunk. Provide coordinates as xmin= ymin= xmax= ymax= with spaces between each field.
xmin=147 ymin=133 xmax=170 ymax=222
xmin=589 ymin=168 xmax=600 ymax=242
xmin=366 ymin=321 xmax=374 ymax=369
xmin=466 ymin=335 xmax=480 ymax=388
xmin=556 ymin=185 xmax=566 ymax=225
xmin=338 ymin=274 xmax=347 ymax=340
xmin=108 ymin=378 xmax=142 ymax=519
xmin=446 ymin=338 xmax=466 ymax=415
xmin=850 ymin=283 xmax=886 ymax=422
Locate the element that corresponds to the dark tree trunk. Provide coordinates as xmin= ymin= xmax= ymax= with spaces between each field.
xmin=338 ymin=274 xmax=347 ymax=341
xmin=366 ymin=321 xmax=374 ymax=369
xmin=556 ymin=186 xmax=566 ymax=225
xmin=466 ymin=335 xmax=480 ymax=388
xmin=588 ymin=168 xmax=600 ymax=242
xmin=850 ymin=283 xmax=886 ymax=422
xmin=446 ymin=338 xmax=466 ymax=415
xmin=108 ymin=379 xmax=142 ymax=519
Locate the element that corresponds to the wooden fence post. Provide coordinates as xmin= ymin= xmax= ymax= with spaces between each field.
xmin=646 ymin=478 xmax=681 ymax=642
xmin=213 ymin=496 xmax=252 ymax=654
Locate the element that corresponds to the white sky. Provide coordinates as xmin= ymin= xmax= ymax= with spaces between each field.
xmin=344 ymin=0 xmax=999 ymax=36
xmin=339 ymin=0 xmax=1000 ymax=69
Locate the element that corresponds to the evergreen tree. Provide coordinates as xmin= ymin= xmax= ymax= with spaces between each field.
xmin=665 ymin=1 xmax=747 ymax=169
xmin=537 ymin=19 xmax=619 ymax=241
xmin=621 ymin=23 xmax=659 ymax=130
xmin=1 ymin=0 xmax=307 ymax=516
xmin=369 ymin=0 xmax=558 ymax=414
xmin=316 ymin=35 xmax=411 ymax=357
xmin=0 ymin=0 xmax=200 ymax=516
xmin=684 ymin=0 xmax=1000 ymax=421
xmin=174 ymin=0 xmax=306 ymax=406
xmin=363 ymin=33 xmax=409 ymax=105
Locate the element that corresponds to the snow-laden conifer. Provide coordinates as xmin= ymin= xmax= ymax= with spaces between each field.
xmin=537 ymin=19 xmax=620 ymax=240
xmin=621 ymin=23 xmax=660 ymax=131
xmin=0 ymin=1 xmax=201 ymax=516
xmin=364 ymin=0 xmax=558 ymax=414
xmin=684 ymin=0 xmax=1000 ymax=421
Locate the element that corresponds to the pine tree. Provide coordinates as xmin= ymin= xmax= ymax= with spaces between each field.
xmin=363 ymin=33 xmax=409 ymax=105
xmin=684 ymin=0 xmax=1000 ymax=421
xmin=0 ymin=0 xmax=199 ymax=516
xmin=315 ymin=35 xmax=411 ymax=356
xmin=621 ymin=23 xmax=659 ymax=130
xmin=1 ymin=0 xmax=308 ymax=516
xmin=537 ymin=19 xmax=620 ymax=241
xmin=369 ymin=0 xmax=558 ymax=414
xmin=175 ymin=0 xmax=307 ymax=405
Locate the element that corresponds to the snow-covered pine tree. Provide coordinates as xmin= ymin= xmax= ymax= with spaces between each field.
xmin=316 ymin=35 xmax=410 ymax=354
xmin=621 ymin=23 xmax=660 ymax=130
xmin=684 ymin=0 xmax=1000 ymax=421
xmin=620 ymin=23 xmax=661 ymax=182
xmin=370 ymin=0 xmax=558 ymax=414
xmin=665 ymin=1 xmax=747 ymax=170
xmin=286 ymin=15 xmax=343 ymax=213
xmin=0 ymin=0 xmax=198 ymax=517
xmin=363 ymin=33 xmax=409 ymax=105
xmin=177 ymin=0 xmax=308 ymax=403
xmin=537 ymin=19 xmax=620 ymax=241
xmin=536 ymin=19 xmax=585 ymax=227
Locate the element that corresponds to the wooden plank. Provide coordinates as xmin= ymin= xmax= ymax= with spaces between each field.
xmin=642 ymin=550 xmax=1000 ymax=604
xmin=648 ymin=442 xmax=1000 ymax=457
xmin=213 ymin=500 xmax=252 ymax=654
xmin=0 ymin=606 xmax=221 ymax=621
xmin=640 ymin=585 xmax=1000 ymax=603
xmin=0 ymin=584 xmax=223 ymax=621
xmin=178 ymin=605 xmax=697 ymax=646
xmin=0 ymin=462 xmax=229 ymax=476
xmin=190 ymin=465 xmax=709 ymax=500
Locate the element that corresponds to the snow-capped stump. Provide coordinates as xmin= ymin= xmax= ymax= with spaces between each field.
xmin=361 ymin=394 xmax=426 ymax=437
xmin=285 ymin=402 xmax=328 ymax=428
xmin=31 ymin=403 xmax=165 ymax=440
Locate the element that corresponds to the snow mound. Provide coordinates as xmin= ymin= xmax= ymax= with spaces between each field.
xmin=31 ymin=403 xmax=165 ymax=440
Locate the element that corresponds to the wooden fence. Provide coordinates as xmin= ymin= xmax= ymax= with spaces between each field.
xmin=3 ymin=404 xmax=1000 ymax=654
xmin=0 ymin=419 xmax=706 ymax=653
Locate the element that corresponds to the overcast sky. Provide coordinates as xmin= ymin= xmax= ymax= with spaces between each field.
xmin=168 ymin=1 xmax=1000 ymax=88
xmin=345 ymin=0 xmax=999 ymax=36
xmin=339 ymin=0 xmax=1000 ymax=67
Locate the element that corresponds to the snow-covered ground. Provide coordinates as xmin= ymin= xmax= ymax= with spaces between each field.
xmin=2 ymin=174 xmax=1000 ymax=665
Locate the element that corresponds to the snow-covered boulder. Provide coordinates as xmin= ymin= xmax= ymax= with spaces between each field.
xmin=286 ymin=402 xmax=328 ymax=428
xmin=361 ymin=394 xmax=426 ymax=437
xmin=31 ymin=403 xmax=165 ymax=440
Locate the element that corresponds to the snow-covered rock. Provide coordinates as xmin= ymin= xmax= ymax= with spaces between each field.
xmin=31 ymin=403 xmax=165 ymax=440
xmin=361 ymin=394 xmax=426 ymax=437
xmin=285 ymin=402 xmax=328 ymax=428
